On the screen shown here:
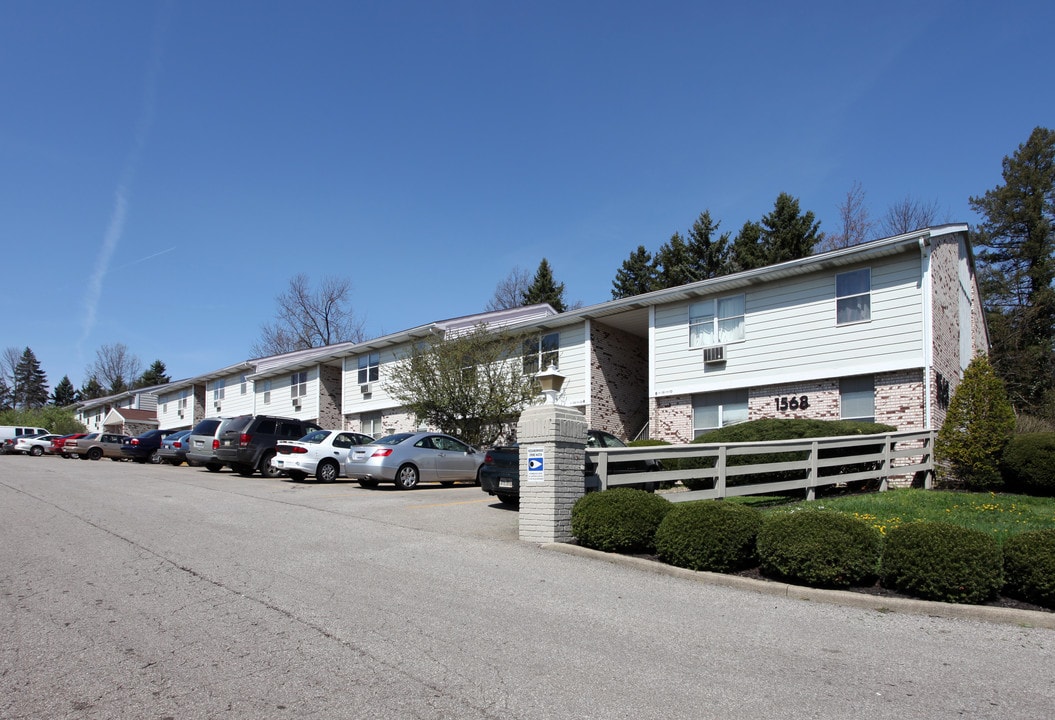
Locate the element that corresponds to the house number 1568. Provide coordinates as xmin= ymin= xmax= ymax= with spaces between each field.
xmin=774 ymin=395 xmax=810 ymax=412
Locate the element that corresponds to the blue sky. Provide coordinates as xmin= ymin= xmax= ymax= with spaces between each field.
xmin=1 ymin=0 xmax=1051 ymax=390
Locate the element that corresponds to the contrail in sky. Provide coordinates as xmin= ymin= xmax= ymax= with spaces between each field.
xmin=113 ymin=245 xmax=178 ymax=271
xmin=78 ymin=2 xmax=172 ymax=352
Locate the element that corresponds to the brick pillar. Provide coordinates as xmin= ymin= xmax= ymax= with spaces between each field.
xmin=517 ymin=403 xmax=588 ymax=543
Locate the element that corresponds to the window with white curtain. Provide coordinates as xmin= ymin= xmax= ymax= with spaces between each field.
xmin=689 ymin=295 xmax=745 ymax=348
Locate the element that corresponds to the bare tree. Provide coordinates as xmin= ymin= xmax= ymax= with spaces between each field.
xmin=86 ymin=343 xmax=143 ymax=395
xmin=485 ymin=266 xmax=532 ymax=311
xmin=880 ymin=196 xmax=943 ymax=237
xmin=252 ymin=274 xmax=365 ymax=357
xmin=818 ymin=181 xmax=874 ymax=252
xmin=1 ymin=347 xmax=20 ymax=386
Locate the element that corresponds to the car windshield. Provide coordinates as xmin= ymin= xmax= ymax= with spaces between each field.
xmin=299 ymin=430 xmax=331 ymax=444
xmin=375 ymin=433 xmax=414 ymax=445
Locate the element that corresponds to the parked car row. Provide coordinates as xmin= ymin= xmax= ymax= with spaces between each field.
xmin=3 ymin=416 xmax=493 ymax=493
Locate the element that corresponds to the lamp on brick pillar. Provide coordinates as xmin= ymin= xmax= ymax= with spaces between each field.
xmin=536 ymin=364 xmax=565 ymax=405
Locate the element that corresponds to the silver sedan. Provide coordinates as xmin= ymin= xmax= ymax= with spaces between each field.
xmin=343 ymin=432 xmax=483 ymax=489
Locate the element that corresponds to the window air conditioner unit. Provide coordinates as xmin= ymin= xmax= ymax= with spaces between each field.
xmin=178 ymin=411 xmax=184 ymax=419
xmin=214 ymin=402 xmax=221 ymax=411
xmin=703 ymin=345 xmax=726 ymax=364
xmin=360 ymin=384 xmax=372 ymax=395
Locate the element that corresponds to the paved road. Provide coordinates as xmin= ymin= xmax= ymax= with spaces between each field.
xmin=2 ymin=455 xmax=1052 ymax=719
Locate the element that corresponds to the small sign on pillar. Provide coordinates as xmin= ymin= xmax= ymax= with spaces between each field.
xmin=526 ymin=447 xmax=545 ymax=482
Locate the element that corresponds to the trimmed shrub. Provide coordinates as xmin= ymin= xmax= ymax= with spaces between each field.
xmin=935 ymin=355 xmax=1016 ymax=491
xmin=654 ymin=501 xmax=763 ymax=572
xmin=756 ymin=510 xmax=882 ymax=588
xmin=879 ymin=522 xmax=1003 ymax=604
xmin=571 ymin=488 xmax=672 ymax=553
xmin=1001 ymin=432 xmax=1055 ymax=496
xmin=1002 ymin=529 xmax=1055 ymax=609
xmin=682 ymin=419 xmax=896 ymax=491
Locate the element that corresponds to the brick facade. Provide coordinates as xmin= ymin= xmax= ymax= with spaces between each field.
xmin=317 ymin=364 xmax=343 ymax=428
xmin=588 ymin=321 xmax=648 ymax=440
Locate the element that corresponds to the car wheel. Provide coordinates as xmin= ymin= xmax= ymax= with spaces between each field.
xmin=357 ymin=479 xmax=379 ymax=489
xmin=394 ymin=464 xmax=419 ymax=490
xmin=496 ymin=493 xmax=519 ymax=506
xmin=149 ymin=449 xmax=163 ymax=464
xmin=30 ymin=445 xmax=44 ymax=456
xmin=205 ymin=463 xmax=222 ymax=472
xmin=316 ymin=460 xmax=339 ymax=483
xmin=288 ymin=470 xmax=307 ymax=482
xmin=260 ymin=452 xmax=282 ymax=479
xmin=87 ymin=447 xmax=103 ymax=461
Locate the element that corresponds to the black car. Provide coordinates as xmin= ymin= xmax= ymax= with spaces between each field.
xmin=213 ymin=415 xmax=322 ymax=478
xmin=479 ymin=429 xmax=658 ymax=505
xmin=121 ymin=429 xmax=179 ymax=464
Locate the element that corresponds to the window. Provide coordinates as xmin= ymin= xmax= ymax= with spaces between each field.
xmin=689 ymin=295 xmax=745 ymax=348
xmin=361 ymin=412 xmax=382 ymax=438
xmin=291 ymin=371 xmax=308 ymax=399
xmin=211 ymin=379 xmax=225 ymax=402
xmin=262 ymin=380 xmax=271 ymax=405
xmin=836 ymin=268 xmax=871 ymax=325
xmin=841 ymin=375 xmax=875 ymax=422
xmin=523 ymin=332 xmax=559 ymax=375
xmin=240 ymin=374 xmax=247 ymax=395
xmin=178 ymin=390 xmax=188 ymax=409
xmin=357 ymin=353 xmax=379 ymax=385
xmin=692 ymin=389 xmax=748 ymax=437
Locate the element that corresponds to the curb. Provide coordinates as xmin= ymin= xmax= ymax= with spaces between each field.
xmin=541 ymin=542 xmax=1055 ymax=630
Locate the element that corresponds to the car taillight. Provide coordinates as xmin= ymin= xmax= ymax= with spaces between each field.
xmin=239 ymin=433 xmax=251 ymax=447
xmin=371 ymin=448 xmax=393 ymax=458
xmin=131 ymin=439 xmax=140 ymax=446
xmin=483 ymin=452 xmax=495 ymax=465
xmin=173 ymin=441 xmax=182 ymax=449
xmin=291 ymin=446 xmax=308 ymax=454
xmin=212 ymin=438 xmax=220 ymax=450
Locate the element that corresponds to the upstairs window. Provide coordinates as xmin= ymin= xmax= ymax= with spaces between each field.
xmin=357 ymin=353 xmax=379 ymax=385
xmin=836 ymin=268 xmax=871 ymax=325
xmin=523 ymin=332 xmax=559 ymax=375
xmin=262 ymin=380 xmax=271 ymax=405
xmin=689 ymin=295 xmax=745 ymax=348
xmin=291 ymin=371 xmax=308 ymax=399
xmin=211 ymin=379 xmax=225 ymax=402
xmin=240 ymin=374 xmax=248 ymax=395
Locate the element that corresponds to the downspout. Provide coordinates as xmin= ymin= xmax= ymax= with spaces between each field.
xmin=919 ymin=235 xmax=933 ymax=430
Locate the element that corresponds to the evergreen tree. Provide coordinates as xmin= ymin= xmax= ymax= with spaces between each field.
xmin=935 ymin=355 xmax=1016 ymax=490
xmin=969 ymin=126 xmax=1055 ymax=414
xmin=611 ymin=245 xmax=656 ymax=299
xmin=521 ymin=258 xmax=568 ymax=312
xmin=13 ymin=347 xmax=49 ymax=409
xmin=729 ymin=194 xmax=822 ymax=271
xmin=0 ymin=376 xmax=11 ymax=411
xmin=685 ymin=210 xmax=731 ymax=280
xmin=51 ymin=375 xmax=77 ymax=406
xmin=79 ymin=376 xmax=106 ymax=401
xmin=137 ymin=359 xmax=171 ymax=388
xmin=654 ymin=232 xmax=697 ymax=288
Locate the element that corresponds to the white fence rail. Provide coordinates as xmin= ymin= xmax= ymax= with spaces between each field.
xmin=587 ymin=430 xmax=935 ymax=503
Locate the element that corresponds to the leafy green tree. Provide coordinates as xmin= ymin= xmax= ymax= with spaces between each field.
xmin=611 ymin=245 xmax=655 ymax=299
xmin=137 ymin=359 xmax=171 ymax=388
xmin=51 ymin=375 xmax=77 ymax=407
xmin=969 ymin=126 xmax=1055 ymax=414
xmin=79 ymin=376 xmax=106 ymax=401
xmin=729 ymin=193 xmax=822 ymax=271
xmin=13 ymin=347 xmax=48 ymax=409
xmin=521 ymin=258 xmax=568 ymax=313
xmin=0 ymin=406 xmax=86 ymax=435
xmin=935 ymin=355 xmax=1016 ymax=490
xmin=385 ymin=324 xmax=537 ymax=447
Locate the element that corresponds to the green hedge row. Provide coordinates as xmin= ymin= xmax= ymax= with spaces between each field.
xmin=571 ymin=490 xmax=1055 ymax=608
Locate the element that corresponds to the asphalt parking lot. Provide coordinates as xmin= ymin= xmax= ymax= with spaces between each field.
xmin=3 ymin=454 xmax=1054 ymax=720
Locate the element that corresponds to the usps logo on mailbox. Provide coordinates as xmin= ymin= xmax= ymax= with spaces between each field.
xmin=526 ymin=447 xmax=545 ymax=483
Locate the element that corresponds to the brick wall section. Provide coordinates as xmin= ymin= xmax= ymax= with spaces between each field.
xmin=652 ymin=395 xmax=693 ymax=443
xmin=194 ymin=385 xmax=206 ymax=423
xmin=928 ymin=234 xmax=963 ymax=432
xmin=589 ymin=321 xmax=649 ymax=440
xmin=317 ymin=364 xmax=343 ymax=428
xmin=344 ymin=408 xmax=421 ymax=435
xmin=750 ymin=380 xmax=840 ymax=420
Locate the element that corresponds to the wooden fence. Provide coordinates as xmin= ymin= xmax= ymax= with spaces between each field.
xmin=587 ymin=430 xmax=935 ymax=503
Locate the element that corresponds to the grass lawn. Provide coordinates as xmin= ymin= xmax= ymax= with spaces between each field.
xmin=751 ymin=489 xmax=1055 ymax=545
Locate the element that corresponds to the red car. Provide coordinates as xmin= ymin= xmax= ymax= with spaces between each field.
xmin=51 ymin=433 xmax=89 ymax=458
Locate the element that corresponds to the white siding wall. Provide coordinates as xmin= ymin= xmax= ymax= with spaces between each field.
xmin=555 ymin=324 xmax=588 ymax=407
xmin=256 ymin=367 xmax=319 ymax=421
xmin=156 ymin=388 xmax=194 ymax=429
xmin=208 ymin=373 xmax=254 ymax=418
xmin=342 ymin=347 xmax=405 ymax=416
xmin=653 ymin=253 xmax=925 ymax=397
